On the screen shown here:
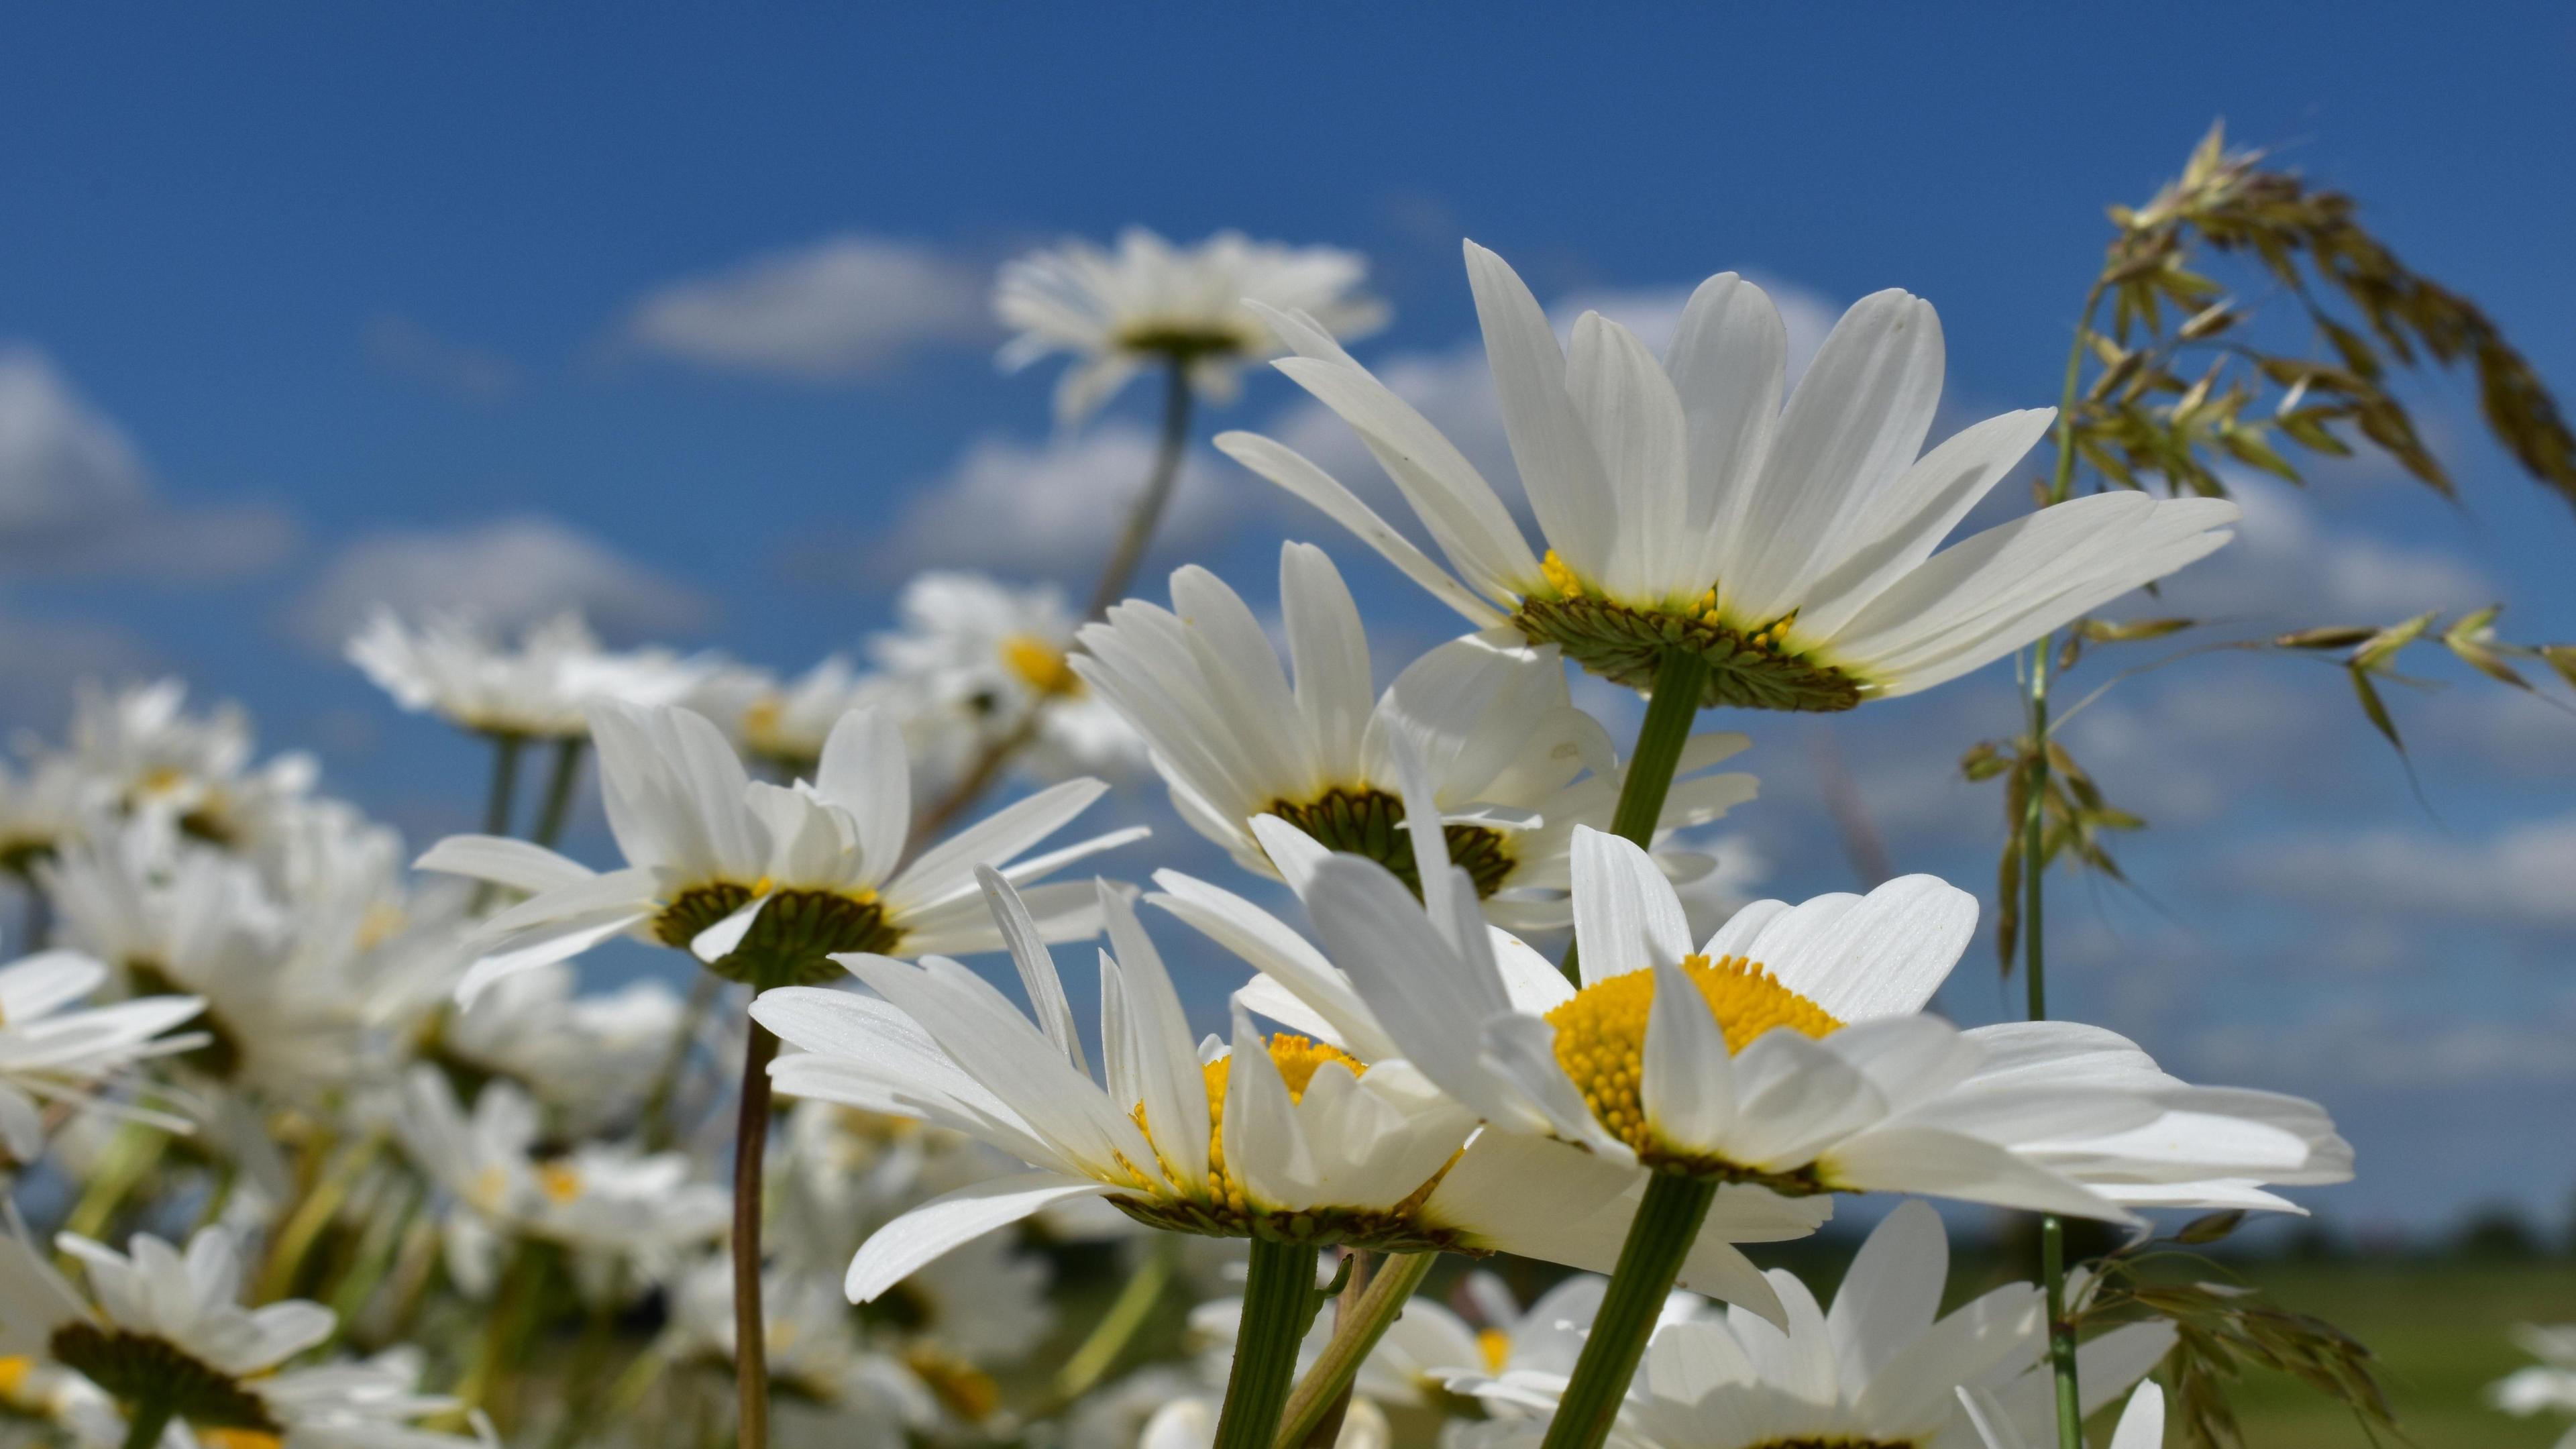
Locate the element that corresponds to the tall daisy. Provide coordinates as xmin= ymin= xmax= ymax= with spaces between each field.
xmin=752 ymin=869 xmax=1829 ymax=1448
xmin=1215 ymin=242 xmax=2236 ymax=712
xmin=998 ymin=229 xmax=1386 ymax=425
xmin=0 ymin=949 xmax=205 ymax=1169
xmin=1074 ymin=544 xmax=1754 ymax=930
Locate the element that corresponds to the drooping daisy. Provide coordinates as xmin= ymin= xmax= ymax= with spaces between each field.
xmin=998 ymin=229 xmax=1387 ymax=423
xmin=350 ymin=609 xmax=714 ymax=741
xmin=751 ymin=870 xmax=1829 ymax=1321
xmin=1454 ymin=1203 xmax=2176 ymax=1449
xmin=1216 ymin=242 xmax=2239 ymax=709
xmin=417 ymin=700 xmax=1144 ymax=1001
xmin=0 ymin=1226 xmax=479 ymax=1449
xmin=2489 ymin=1325 xmax=2576 ymax=1448
xmin=0 ymin=949 xmax=205 ymax=1167
xmin=870 ymin=571 xmax=1147 ymax=782
xmin=395 ymin=1068 xmax=729 ymax=1302
xmin=1263 ymin=822 xmax=2345 ymax=1220
xmin=1074 ymin=545 xmax=1754 ymax=930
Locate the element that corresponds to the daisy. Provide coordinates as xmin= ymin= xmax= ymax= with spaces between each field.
xmin=349 ymin=610 xmax=714 ymax=741
xmin=1216 ymin=242 xmax=2238 ymax=709
xmin=0 ymin=755 xmax=83 ymax=881
xmin=64 ymin=680 xmax=315 ymax=851
xmin=417 ymin=700 xmax=1144 ymax=1000
xmin=870 ymin=571 xmax=1147 ymax=781
xmin=0 ymin=1226 xmax=478 ymax=1449
xmin=997 ymin=229 xmax=1386 ymax=424
xmin=1073 ymin=545 xmax=1754 ymax=930
xmin=1962 ymin=1382 xmax=2167 ymax=1449
xmin=1261 ymin=821 xmax=2347 ymax=1218
xmin=752 ymin=869 xmax=1829 ymax=1320
xmin=657 ymin=1256 xmax=936 ymax=1449
xmin=0 ymin=949 xmax=205 ymax=1168
xmin=396 ymin=1068 xmax=729 ymax=1301
xmin=1455 ymin=1203 xmax=2176 ymax=1449
xmin=2489 ymin=1325 xmax=2576 ymax=1448
xmin=691 ymin=657 xmax=936 ymax=781
xmin=431 ymin=960 xmax=683 ymax=1134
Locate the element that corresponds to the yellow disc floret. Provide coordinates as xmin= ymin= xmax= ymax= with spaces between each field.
xmin=1545 ymin=955 xmax=1843 ymax=1161
xmin=1192 ymin=1035 xmax=1363 ymax=1218
xmin=1000 ymin=633 xmax=1083 ymax=697
xmin=1538 ymin=549 xmax=1586 ymax=600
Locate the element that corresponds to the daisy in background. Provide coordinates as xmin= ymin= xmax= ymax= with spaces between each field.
xmin=2490 ymin=1325 xmax=2576 ymax=1449
xmin=997 ymin=228 xmax=1386 ymax=425
xmin=688 ymin=657 xmax=948 ymax=784
xmin=0 ymin=1225 xmax=482 ymax=1449
xmin=1218 ymin=241 xmax=2236 ymax=711
xmin=350 ymin=609 xmax=714 ymax=743
xmin=396 ymin=1067 xmax=729 ymax=1302
xmin=654 ymin=1256 xmax=939 ymax=1449
xmin=1251 ymin=814 xmax=2347 ymax=1219
xmin=418 ymin=700 xmax=1143 ymax=1002
xmin=1455 ymin=1205 xmax=2174 ymax=1449
xmin=753 ymin=868 xmax=1829 ymax=1321
xmin=428 ymin=959 xmax=683 ymax=1135
xmin=870 ymin=571 xmax=1147 ymax=783
xmin=0 ymin=754 xmax=82 ymax=883
xmin=1075 ymin=544 xmax=1755 ymax=932
xmin=0 ymin=949 xmax=203 ymax=1169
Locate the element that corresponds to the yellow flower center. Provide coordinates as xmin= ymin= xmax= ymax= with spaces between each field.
xmin=1545 ymin=955 xmax=1843 ymax=1161
xmin=1191 ymin=1036 xmax=1363 ymax=1218
xmin=537 ymin=1161 xmax=584 ymax=1204
xmin=0 ymin=1356 xmax=33 ymax=1407
xmin=198 ymin=1432 xmax=283 ymax=1449
xmin=1476 ymin=1328 xmax=1513 ymax=1375
xmin=902 ymin=1345 xmax=1001 ymax=1424
xmin=1538 ymin=549 xmax=1587 ymax=600
xmin=1000 ymin=633 xmax=1083 ymax=697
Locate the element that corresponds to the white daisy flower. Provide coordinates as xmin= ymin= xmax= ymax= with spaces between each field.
xmin=2489 ymin=1324 xmax=2576 ymax=1444
xmin=870 ymin=572 xmax=1147 ymax=781
xmin=657 ymin=1255 xmax=931 ymax=1448
xmin=348 ymin=609 xmax=714 ymax=741
xmin=0 ymin=1226 xmax=477 ymax=1449
xmin=1074 ymin=543 xmax=1754 ymax=931
xmin=0 ymin=949 xmax=204 ymax=1167
xmin=753 ymin=869 xmax=1829 ymax=1324
xmin=1254 ymin=820 xmax=2346 ymax=1220
xmin=395 ymin=1069 xmax=727 ymax=1302
xmin=65 ymin=680 xmax=315 ymax=850
xmin=1216 ymin=242 xmax=2238 ymax=710
xmin=0 ymin=755 xmax=83 ymax=881
xmin=1962 ymin=1381 xmax=2167 ymax=1449
xmin=1456 ymin=1203 xmax=2175 ymax=1449
xmin=997 ymin=228 xmax=1386 ymax=424
xmin=432 ymin=961 xmax=682 ymax=1134
xmin=691 ymin=658 xmax=936 ymax=781
xmin=417 ymin=700 xmax=1144 ymax=1000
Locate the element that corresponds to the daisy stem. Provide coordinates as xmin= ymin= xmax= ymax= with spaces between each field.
xmin=1046 ymin=1233 xmax=1180 ymax=1409
xmin=117 ymin=1393 xmax=174 ymax=1449
xmin=484 ymin=732 xmax=527 ymax=838
xmin=1537 ymin=1173 xmax=1718 ymax=1449
xmin=641 ymin=974 xmax=721 ymax=1151
xmin=730 ymin=1020 xmax=781 ymax=1449
xmin=1270 ymin=1250 xmax=1435 ymax=1449
xmin=529 ymin=737 xmax=587 ymax=848
xmin=1566 ymin=647 xmax=1709 ymax=979
xmin=1212 ymin=1236 xmax=1323 ymax=1449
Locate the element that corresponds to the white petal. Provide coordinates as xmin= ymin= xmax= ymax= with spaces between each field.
xmin=1664 ymin=274 xmax=1786 ymax=584
xmin=1641 ymin=955 xmax=1735 ymax=1155
xmin=1464 ymin=240 xmax=1615 ymax=575
xmin=415 ymin=835 xmax=596 ymax=894
xmin=1826 ymin=1200 xmax=1948 ymax=1396
xmin=1214 ymin=433 xmax=1513 ymax=627
xmin=816 ymin=706 xmax=910 ymax=885
xmin=1566 ymin=311 xmax=1689 ymax=598
xmin=979 ymin=866 xmax=1087 ymax=1076
xmin=845 ymin=1172 xmax=1111 ymax=1302
xmin=1753 ymin=875 xmax=1974 ymax=1022
xmin=1570 ymin=826 xmax=1692 ymax=987
xmin=1280 ymin=542 xmax=1374 ymax=774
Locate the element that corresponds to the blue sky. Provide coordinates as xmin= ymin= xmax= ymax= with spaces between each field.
xmin=3 ymin=5 xmax=2572 ymax=1233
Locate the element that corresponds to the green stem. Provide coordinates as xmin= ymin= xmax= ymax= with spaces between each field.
xmin=63 ymin=1121 xmax=164 ymax=1242
xmin=1271 ymin=1251 xmax=1434 ymax=1449
xmin=2042 ymin=1212 xmax=2081 ymax=1449
xmin=1539 ymin=1174 xmax=1717 ymax=1449
xmin=641 ymin=975 xmax=720 ymax=1151
xmin=258 ymin=1132 xmax=384 ymax=1303
xmin=484 ymin=733 xmax=526 ymax=838
xmin=119 ymin=1393 xmax=174 ymax=1449
xmin=530 ymin=737 xmax=587 ymax=849
xmin=1047 ymin=1234 xmax=1179 ymax=1408
xmin=731 ymin=1021 xmax=781 ymax=1449
xmin=1564 ymin=647 xmax=1709 ymax=980
xmin=1212 ymin=1238 xmax=1323 ymax=1449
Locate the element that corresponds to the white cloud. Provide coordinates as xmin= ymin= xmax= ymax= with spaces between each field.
xmin=2157 ymin=478 xmax=2493 ymax=626
xmin=284 ymin=516 xmax=712 ymax=653
xmin=621 ymin=234 xmax=991 ymax=380
xmin=366 ymin=315 xmax=520 ymax=402
xmin=0 ymin=345 xmax=297 ymax=580
xmin=2192 ymin=999 xmax=2576 ymax=1089
xmin=871 ymin=424 xmax=1230 ymax=583
xmin=2227 ymin=808 xmax=2576 ymax=931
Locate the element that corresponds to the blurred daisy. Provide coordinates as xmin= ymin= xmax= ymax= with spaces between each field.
xmin=1265 ymin=823 xmax=2347 ymax=1220
xmin=350 ymin=609 xmax=714 ymax=741
xmin=871 ymin=572 xmax=1146 ymax=781
xmin=2489 ymin=1325 xmax=2576 ymax=1448
xmin=432 ymin=959 xmax=682 ymax=1133
xmin=692 ymin=657 xmax=937 ymax=781
xmin=0 ymin=949 xmax=204 ymax=1167
xmin=1456 ymin=1203 xmax=2174 ymax=1449
xmin=0 ymin=755 xmax=83 ymax=882
xmin=659 ymin=1256 xmax=932 ymax=1449
xmin=418 ymin=700 xmax=1142 ymax=1000
xmin=998 ymin=228 xmax=1386 ymax=423
xmin=754 ymin=870 xmax=1827 ymax=1323
xmin=1218 ymin=242 xmax=2237 ymax=709
xmin=0 ymin=1226 xmax=477 ymax=1449
xmin=396 ymin=1069 xmax=727 ymax=1302
xmin=1076 ymin=545 xmax=1754 ymax=931
xmin=65 ymin=680 xmax=315 ymax=849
